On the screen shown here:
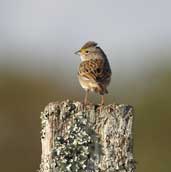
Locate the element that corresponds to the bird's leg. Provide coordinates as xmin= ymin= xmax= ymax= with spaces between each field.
xmin=98 ymin=95 xmax=105 ymax=113
xmin=84 ymin=90 xmax=89 ymax=105
xmin=100 ymin=95 xmax=105 ymax=105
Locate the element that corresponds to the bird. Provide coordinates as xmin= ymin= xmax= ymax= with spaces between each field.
xmin=75 ymin=41 xmax=112 ymax=105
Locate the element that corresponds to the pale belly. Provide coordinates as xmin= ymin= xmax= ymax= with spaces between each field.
xmin=78 ymin=76 xmax=99 ymax=92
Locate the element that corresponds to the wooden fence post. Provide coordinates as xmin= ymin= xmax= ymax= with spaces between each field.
xmin=39 ymin=100 xmax=135 ymax=172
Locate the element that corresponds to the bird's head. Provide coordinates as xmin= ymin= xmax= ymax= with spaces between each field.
xmin=75 ymin=41 xmax=105 ymax=61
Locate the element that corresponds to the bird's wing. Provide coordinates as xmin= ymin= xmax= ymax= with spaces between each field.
xmin=78 ymin=59 xmax=111 ymax=83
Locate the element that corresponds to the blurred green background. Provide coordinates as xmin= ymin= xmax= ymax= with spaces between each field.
xmin=0 ymin=1 xmax=171 ymax=172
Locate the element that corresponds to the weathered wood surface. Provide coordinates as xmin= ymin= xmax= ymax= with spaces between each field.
xmin=39 ymin=100 xmax=135 ymax=172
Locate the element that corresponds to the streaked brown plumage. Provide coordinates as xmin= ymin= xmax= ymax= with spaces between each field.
xmin=75 ymin=41 xmax=112 ymax=105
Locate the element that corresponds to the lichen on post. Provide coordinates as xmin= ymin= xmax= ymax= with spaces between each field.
xmin=39 ymin=100 xmax=136 ymax=172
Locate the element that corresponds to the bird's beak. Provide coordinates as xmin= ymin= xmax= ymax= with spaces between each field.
xmin=74 ymin=50 xmax=81 ymax=55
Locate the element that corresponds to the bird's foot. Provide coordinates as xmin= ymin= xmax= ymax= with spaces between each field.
xmin=81 ymin=100 xmax=93 ymax=110
xmin=96 ymin=103 xmax=104 ymax=113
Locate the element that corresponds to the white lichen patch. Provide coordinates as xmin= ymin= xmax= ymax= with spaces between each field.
xmin=52 ymin=113 xmax=92 ymax=172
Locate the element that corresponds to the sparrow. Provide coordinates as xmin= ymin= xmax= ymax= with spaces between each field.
xmin=75 ymin=41 xmax=112 ymax=105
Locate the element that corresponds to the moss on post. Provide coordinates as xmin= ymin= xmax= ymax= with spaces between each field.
xmin=39 ymin=100 xmax=136 ymax=172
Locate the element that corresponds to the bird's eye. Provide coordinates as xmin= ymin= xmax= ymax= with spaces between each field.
xmin=85 ymin=50 xmax=89 ymax=53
